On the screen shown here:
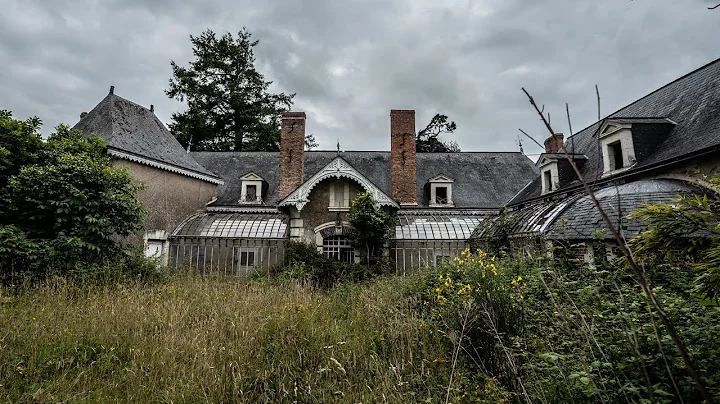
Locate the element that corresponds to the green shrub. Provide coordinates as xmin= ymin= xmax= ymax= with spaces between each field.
xmin=419 ymin=249 xmax=720 ymax=403
xmin=279 ymin=240 xmax=383 ymax=288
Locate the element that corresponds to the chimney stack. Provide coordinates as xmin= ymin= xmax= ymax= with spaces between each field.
xmin=278 ymin=112 xmax=306 ymax=201
xmin=390 ymin=110 xmax=417 ymax=205
xmin=109 ymin=85 xmax=114 ymax=95
xmin=544 ymin=133 xmax=564 ymax=153
xmin=80 ymin=112 xmax=88 ymax=119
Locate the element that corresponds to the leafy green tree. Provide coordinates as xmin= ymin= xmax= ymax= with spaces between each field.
xmin=346 ymin=192 xmax=397 ymax=265
xmin=166 ymin=28 xmax=296 ymax=152
xmin=0 ymin=117 xmax=146 ymax=279
xmin=416 ymin=113 xmax=460 ymax=152
xmin=0 ymin=110 xmax=43 ymax=189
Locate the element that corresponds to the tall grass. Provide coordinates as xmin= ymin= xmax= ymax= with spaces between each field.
xmin=0 ymin=275 xmax=451 ymax=403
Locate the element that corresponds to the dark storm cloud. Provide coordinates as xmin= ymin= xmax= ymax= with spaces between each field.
xmin=1 ymin=0 xmax=718 ymax=156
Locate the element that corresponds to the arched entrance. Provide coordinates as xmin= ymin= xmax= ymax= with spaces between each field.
xmin=314 ymin=222 xmax=356 ymax=263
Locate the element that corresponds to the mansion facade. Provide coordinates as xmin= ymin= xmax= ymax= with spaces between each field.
xmin=73 ymin=57 xmax=720 ymax=273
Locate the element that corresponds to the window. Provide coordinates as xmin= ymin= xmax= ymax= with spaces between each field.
xmin=608 ymin=141 xmax=623 ymax=171
xmin=240 ymin=250 xmax=255 ymax=267
xmin=246 ymin=185 xmax=257 ymax=202
xmin=435 ymin=186 xmax=448 ymax=204
xmin=543 ymin=170 xmax=552 ymax=192
xmin=329 ymin=180 xmax=351 ymax=211
xmin=323 ymin=235 xmax=354 ymax=263
xmin=235 ymin=248 xmax=257 ymax=272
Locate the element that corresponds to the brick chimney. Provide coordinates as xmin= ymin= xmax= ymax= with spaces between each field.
xmin=390 ymin=110 xmax=417 ymax=205
xmin=278 ymin=112 xmax=306 ymax=201
xmin=544 ymin=133 xmax=564 ymax=153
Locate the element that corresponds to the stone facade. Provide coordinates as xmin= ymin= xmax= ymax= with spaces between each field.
xmin=293 ymin=178 xmax=365 ymax=243
xmin=113 ymin=160 xmax=216 ymax=234
xmin=390 ymin=109 xmax=417 ymax=205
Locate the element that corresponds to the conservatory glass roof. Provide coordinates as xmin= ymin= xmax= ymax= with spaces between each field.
xmin=395 ymin=215 xmax=483 ymax=240
xmin=173 ymin=213 xmax=288 ymax=238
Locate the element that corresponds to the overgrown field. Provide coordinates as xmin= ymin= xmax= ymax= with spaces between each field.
xmin=0 ymin=275 xmax=454 ymax=403
xmin=2 ymin=253 xmax=720 ymax=403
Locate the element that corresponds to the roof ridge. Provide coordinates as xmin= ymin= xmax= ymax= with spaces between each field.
xmin=567 ymin=56 xmax=720 ymax=140
xmin=105 ymin=93 xmax=117 ymax=143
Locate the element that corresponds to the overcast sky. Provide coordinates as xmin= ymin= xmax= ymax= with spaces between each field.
xmin=1 ymin=0 xmax=718 ymax=156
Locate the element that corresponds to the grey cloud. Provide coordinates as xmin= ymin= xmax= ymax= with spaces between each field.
xmin=1 ymin=0 xmax=718 ymax=156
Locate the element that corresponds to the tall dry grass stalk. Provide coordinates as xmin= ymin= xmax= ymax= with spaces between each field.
xmin=0 ymin=275 xmax=449 ymax=403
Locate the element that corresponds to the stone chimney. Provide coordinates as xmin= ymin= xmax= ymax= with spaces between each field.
xmin=390 ymin=109 xmax=417 ymax=205
xmin=278 ymin=112 xmax=306 ymax=201
xmin=544 ymin=133 xmax=564 ymax=153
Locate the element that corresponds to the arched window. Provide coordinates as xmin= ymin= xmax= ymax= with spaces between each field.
xmin=323 ymin=235 xmax=355 ymax=263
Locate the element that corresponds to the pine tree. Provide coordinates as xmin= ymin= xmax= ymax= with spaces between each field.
xmin=166 ymin=28 xmax=295 ymax=151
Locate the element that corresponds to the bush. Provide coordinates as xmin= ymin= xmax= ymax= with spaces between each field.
xmin=0 ymin=113 xmax=146 ymax=284
xmin=421 ymin=249 xmax=528 ymax=394
xmin=419 ymin=249 xmax=720 ymax=403
xmin=278 ymin=241 xmax=384 ymax=288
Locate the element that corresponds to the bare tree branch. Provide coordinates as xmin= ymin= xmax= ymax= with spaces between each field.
xmin=521 ymin=86 xmax=714 ymax=404
xmin=518 ymin=128 xmax=544 ymax=150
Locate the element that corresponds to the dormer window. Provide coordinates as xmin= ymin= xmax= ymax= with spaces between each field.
xmin=538 ymin=160 xmax=559 ymax=194
xmin=428 ymin=175 xmax=454 ymax=207
xmin=599 ymin=121 xmax=636 ymax=175
xmin=239 ymin=172 xmax=264 ymax=204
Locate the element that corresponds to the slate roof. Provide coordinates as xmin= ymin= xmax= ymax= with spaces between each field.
xmin=173 ymin=212 xmax=288 ymax=238
xmin=73 ymin=90 xmax=219 ymax=182
xmin=192 ymin=151 xmax=538 ymax=209
xmin=476 ymin=179 xmax=702 ymax=241
xmin=396 ymin=214 xmax=483 ymax=240
xmin=511 ymin=57 xmax=720 ymax=205
xmin=545 ymin=179 xmax=703 ymax=240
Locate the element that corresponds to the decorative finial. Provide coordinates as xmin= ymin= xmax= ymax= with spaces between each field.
xmin=336 ymin=138 xmax=340 ymax=155
xmin=150 ymin=104 xmax=154 ymax=113
xmin=109 ymin=85 xmax=114 ymax=95
xmin=517 ymin=135 xmax=524 ymax=154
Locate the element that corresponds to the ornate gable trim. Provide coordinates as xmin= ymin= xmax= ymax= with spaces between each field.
xmin=279 ymin=157 xmax=399 ymax=211
xmin=240 ymin=172 xmax=263 ymax=181
xmin=108 ymin=147 xmax=224 ymax=185
xmin=428 ymin=174 xmax=455 ymax=183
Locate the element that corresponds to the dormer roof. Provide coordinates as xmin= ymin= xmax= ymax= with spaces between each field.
xmin=428 ymin=174 xmax=455 ymax=183
xmin=536 ymin=153 xmax=587 ymax=167
xmin=240 ymin=172 xmax=264 ymax=181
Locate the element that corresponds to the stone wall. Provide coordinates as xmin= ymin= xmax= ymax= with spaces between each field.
xmin=113 ymin=160 xmax=217 ymax=234
xmin=289 ymin=178 xmax=365 ymax=246
xmin=652 ymin=152 xmax=720 ymax=185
